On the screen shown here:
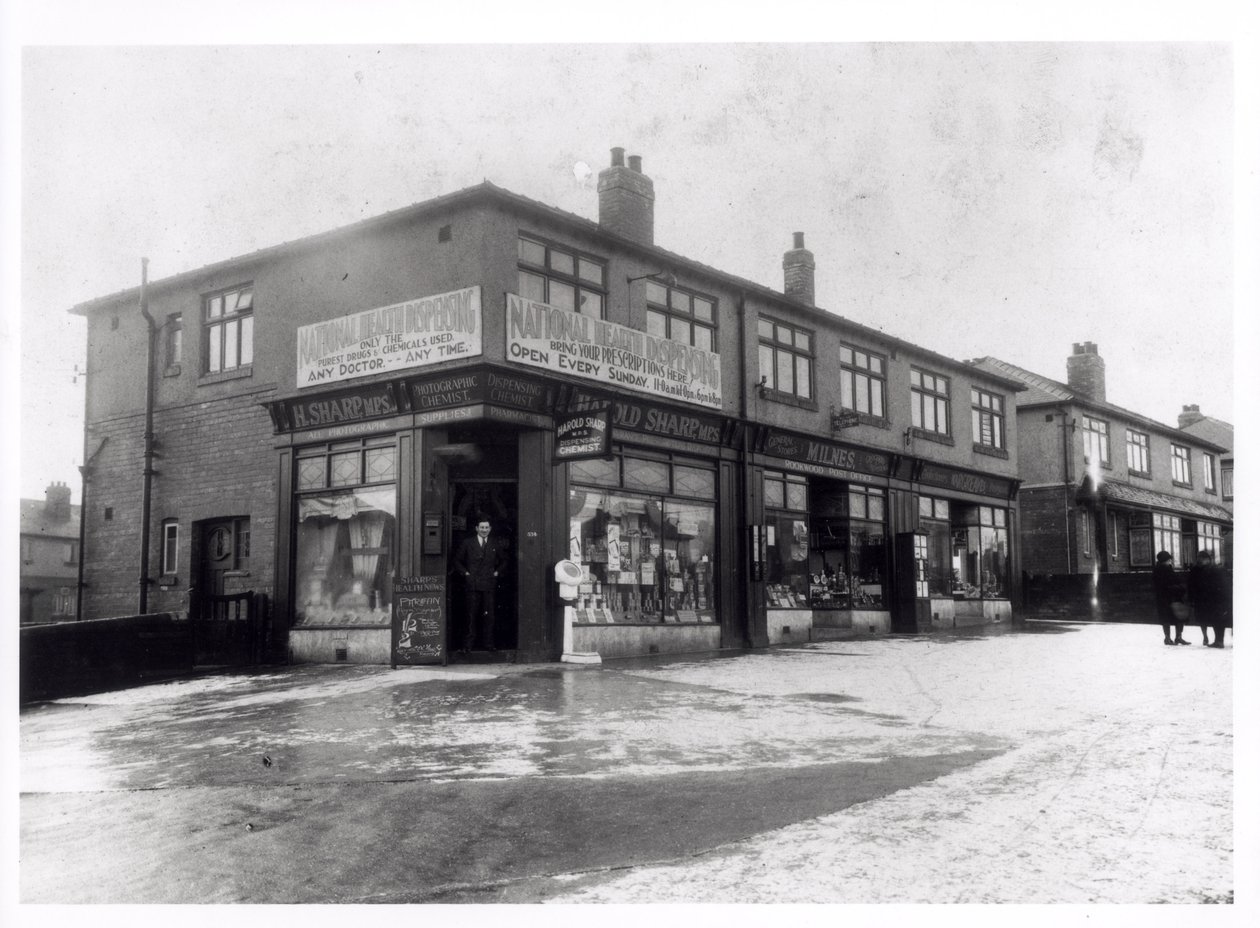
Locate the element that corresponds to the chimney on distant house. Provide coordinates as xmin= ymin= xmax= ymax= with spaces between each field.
xmin=598 ymin=147 xmax=655 ymax=246
xmin=44 ymin=481 xmax=72 ymax=521
xmin=782 ymin=232 xmax=816 ymax=306
xmin=1178 ymin=404 xmax=1206 ymax=429
xmin=1066 ymin=342 xmax=1106 ymax=402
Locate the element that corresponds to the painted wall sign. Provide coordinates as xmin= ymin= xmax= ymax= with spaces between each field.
xmin=505 ymin=293 xmax=722 ymax=409
xmin=391 ymin=575 xmax=446 ymax=665
xmin=297 ymin=286 xmax=483 ymax=388
xmin=406 ymin=369 xmax=551 ymax=416
xmin=917 ymin=463 xmax=1014 ymax=499
xmin=759 ymin=430 xmax=889 ymax=478
xmin=556 ymin=408 xmax=613 ymax=460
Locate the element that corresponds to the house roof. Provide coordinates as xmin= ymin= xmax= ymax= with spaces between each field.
xmin=1082 ymin=480 xmax=1232 ymax=523
xmin=68 ymin=181 xmax=1026 ymax=392
xmin=1179 ymin=415 xmax=1234 ymax=455
xmin=20 ymin=499 xmax=81 ymax=538
xmin=969 ymin=356 xmax=1230 ymax=454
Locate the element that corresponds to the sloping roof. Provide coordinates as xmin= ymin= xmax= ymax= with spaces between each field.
xmin=68 ymin=180 xmax=1026 ymax=391
xmin=1080 ymin=479 xmax=1232 ymax=523
xmin=20 ymin=499 xmax=81 ymax=538
xmin=1179 ymin=415 xmax=1234 ymax=454
xmin=969 ymin=356 xmax=1229 ymax=453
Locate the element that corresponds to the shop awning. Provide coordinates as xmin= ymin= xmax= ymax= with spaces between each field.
xmin=1077 ymin=477 xmax=1232 ymax=523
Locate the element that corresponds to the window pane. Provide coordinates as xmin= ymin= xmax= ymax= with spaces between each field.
xmin=855 ymin=351 xmax=867 ymax=368
xmin=849 ymin=490 xmax=867 ymax=519
xmin=911 ymin=370 xmax=921 ymax=387
xmin=578 ymin=289 xmax=603 ymax=319
xmin=578 ymin=257 xmax=603 ymax=284
xmin=623 ymin=457 xmax=669 ymax=493
xmin=646 ymin=310 xmax=667 ymax=338
xmin=855 ymin=373 xmax=870 ymax=413
xmin=549 ymin=249 xmax=574 ymax=275
xmin=785 ymin=479 xmax=808 ymax=511
xmin=795 ymin=331 xmax=811 ymax=351
xmin=518 ymin=271 xmax=546 ymax=302
xmin=693 ymin=325 xmax=713 ymax=352
xmin=912 ymin=396 xmax=922 ymax=428
xmin=935 ymin=398 xmax=948 ymax=432
xmin=759 ymin=345 xmax=774 ymax=385
xmin=673 ymin=465 xmax=715 ymax=499
xmin=919 ymin=496 xmax=933 ymax=518
xmin=670 ymin=290 xmax=690 ymax=313
xmin=868 ymin=493 xmax=885 ymax=521
xmin=841 ymin=371 xmax=854 ymax=409
xmin=295 ymin=489 xmax=395 ymax=627
xmin=646 ymin=280 xmax=668 ymax=305
xmin=758 ymin=319 xmax=774 ymax=339
xmin=225 ymin=291 xmax=240 ymax=314
xmin=238 ymin=289 xmax=253 ymax=310
xmin=776 ymin=325 xmax=792 ymax=344
xmin=298 ymin=457 xmax=326 ymax=490
xmin=519 ymin=237 xmax=546 ymax=265
xmin=208 ymin=324 xmax=222 ymax=372
xmin=840 ymin=346 xmax=853 ymax=365
xmin=871 ymin=379 xmax=884 ymax=417
xmin=208 ymin=295 xmax=223 ymax=319
xmin=870 ymin=356 xmax=883 ymax=375
xmin=330 ymin=451 xmax=361 ymax=487
xmin=692 ymin=298 xmax=714 ymax=322
xmin=934 ymin=499 xmax=950 ymax=520
xmin=764 ymin=476 xmax=786 ymax=509
xmin=224 ymin=319 xmax=239 ymax=369
xmin=365 ymin=446 xmax=397 ymax=482
xmin=570 ymin=457 xmax=618 ymax=486
xmin=795 ymin=356 xmax=811 ymax=398
xmin=549 ymin=281 xmax=575 ymax=311
xmin=670 ymin=322 xmax=690 ymax=345
xmin=777 ymin=351 xmax=793 ymax=393
xmin=240 ymin=315 xmax=253 ymax=365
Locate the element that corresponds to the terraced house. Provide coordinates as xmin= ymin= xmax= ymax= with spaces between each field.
xmin=71 ymin=148 xmax=1026 ymax=666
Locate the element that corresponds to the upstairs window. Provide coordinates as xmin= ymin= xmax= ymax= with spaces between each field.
xmin=910 ymin=368 xmax=950 ymax=436
xmin=757 ymin=318 xmax=814 ymax=402
xmin=1082 ymin=416 xmax=1109 ymax=466
xmin=839 ymin=345 xmax=885 ymax=418
xmin=1125 ymin=429 xmax=1150 ymax=474
xmin=970 ymin=387 xmax=1004 ymax=449
xmin=203 ymin=285 xmax=253 ymax=374
xmin=1222 ymin=464 xmax=1233 ymax=501
xmin=517 ymin=235 xmax=606 ymax=319
xmin=1170 ymin=444 xmax=1192 ymax=486
xmin=1202 ymin=453 xmax=1217 ymax=493
xmin=165 ymin=314 xmax=183 ymax=372
xmin=645 ymin=280 xmax=715 ymax=352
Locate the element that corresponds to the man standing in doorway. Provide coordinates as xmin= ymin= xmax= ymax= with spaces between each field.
xmin=453 ymin=515 xmax=505 ymax=651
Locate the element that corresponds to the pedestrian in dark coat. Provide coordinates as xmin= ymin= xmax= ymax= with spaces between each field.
xmin=452 ymin=515 xmax=507 ymax=651
xmin=1187 ymin=549 xmax=1229 ymax=648
xmin=1152 ymin=550 xmax=1188 ymax=645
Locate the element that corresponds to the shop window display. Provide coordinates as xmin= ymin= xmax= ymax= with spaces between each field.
xmin=951 ymin=504 xmax=1009 ymax=599
xmin=806 ymin=485 xmax=887 ymax=609
xmin=919 ymin=496 xmax=953 ymax=595
xmin=295 ymin=486 xmax=396 ymax=626
xmin=764 ymin=472 xmax=809 ymax=608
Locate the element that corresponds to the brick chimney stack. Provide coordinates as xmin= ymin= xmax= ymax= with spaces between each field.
xmin=1178 ymin=404 xmax=1206 ymax=429
xmin=45 ymin=481 xmax=72 ymax=521
xmin=782 ymin=231 xmax=816 ymax=306
xmin=1066 ymin=341 xmax=1106 ymax=402
xmin=597 ymin=147 xmax=655 ymax=246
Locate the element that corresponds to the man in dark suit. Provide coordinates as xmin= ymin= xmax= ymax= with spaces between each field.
xmin=452 ymin=515 xmax=506 ymax=651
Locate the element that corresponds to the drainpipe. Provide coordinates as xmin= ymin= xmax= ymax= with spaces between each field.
xmin=137 ymin=258 xmax=157 ymax=614
xmin=1058 ymin=408 xmax=1075 ymax=574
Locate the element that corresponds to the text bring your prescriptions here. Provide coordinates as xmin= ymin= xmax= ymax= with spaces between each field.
xmin=297 ymin=287 xmax=483 ymax=387
xmin=505 ymin=293 xmax=722 ymax=409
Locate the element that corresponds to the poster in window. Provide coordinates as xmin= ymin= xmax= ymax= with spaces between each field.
xmin=1129 ymin=530 xmax=1153 ymax=567
xmin=391 ymin=575 xmax=446 ymax=665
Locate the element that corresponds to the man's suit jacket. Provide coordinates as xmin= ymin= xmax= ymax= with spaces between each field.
xmin=453 ymin=535 xmax=506 ymax=592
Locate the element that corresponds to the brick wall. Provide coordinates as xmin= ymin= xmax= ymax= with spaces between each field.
xmin=81 ymin=384 xmax=278 ymax=621
xmin=1019 ymin=485 xmax=1074 ymax=576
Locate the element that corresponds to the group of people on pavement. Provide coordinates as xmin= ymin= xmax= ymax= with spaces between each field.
xmin=1153 ymin=549 xmax=1231 ymax=647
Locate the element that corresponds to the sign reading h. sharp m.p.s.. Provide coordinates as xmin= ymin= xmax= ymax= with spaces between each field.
xmin=505 ymin=293 xmax=722 ymax=409
xmin=297 ymin=286 xmax=483 ymax=388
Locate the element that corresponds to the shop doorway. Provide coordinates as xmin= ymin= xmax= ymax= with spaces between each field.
xmin=446 ymin=428 xmax=519 ymax=655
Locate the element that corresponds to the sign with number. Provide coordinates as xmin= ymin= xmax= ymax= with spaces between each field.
xmin=391 ymin=575 xmax=446 ymax=665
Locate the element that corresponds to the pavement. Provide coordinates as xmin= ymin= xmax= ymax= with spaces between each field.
xmin=12 ymin=619 xmax=1246 ymax=911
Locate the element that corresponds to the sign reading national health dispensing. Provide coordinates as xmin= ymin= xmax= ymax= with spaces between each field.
xmin=297 ymin=286 xmax=482 ymax=388
xmin=505 ymin=294 xmax=722 ymax=409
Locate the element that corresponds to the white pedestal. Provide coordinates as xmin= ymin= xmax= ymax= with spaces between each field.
xmin=560 ymin=604 xmax=601 ymax=665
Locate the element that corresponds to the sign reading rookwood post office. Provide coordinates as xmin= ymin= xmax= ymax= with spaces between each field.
xmin=505 ymin=293 xmax=722 ymax=409
xmin=297 ymin=286 xmax=483 ymax=387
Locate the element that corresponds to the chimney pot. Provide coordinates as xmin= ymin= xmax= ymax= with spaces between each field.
xmin=1066 ymin=341 xmax=1106 ymax=401
xmin=793 ymin=231 xmax=805 ymax=249
xmin=598 ymin=146 xmax=655 ymax=246
xmin=628 ymin=155 xmax=642 ymax=173
xmin=611 ymin=147 xmax=625 ymax=167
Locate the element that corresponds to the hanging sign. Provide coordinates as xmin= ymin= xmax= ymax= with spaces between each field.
xmin=297 ymin=286 xmax=483 ymax=388
xmin=391 ymin=575 xmax=446 ymax=666
xmin=555 ymin=408 xmax=613 ymax=461
xmin=505 ymin=293 xmax=722 ymax=409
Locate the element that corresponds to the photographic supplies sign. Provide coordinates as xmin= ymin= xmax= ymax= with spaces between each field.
xmin=506 ymin=294 xmax=722 ymax=409
xmin=391 ymin=575 xmax=446 ymax=666
xmin=298 ymin=286 xmax=483 ymax=388
xmin=556 ymin=408 xmax=612 ymax=461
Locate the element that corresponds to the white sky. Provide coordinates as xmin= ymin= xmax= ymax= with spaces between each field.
xmin=3 ymin=4 xmax=1256 ymax=507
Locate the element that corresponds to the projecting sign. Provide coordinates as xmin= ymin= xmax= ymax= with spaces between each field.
xmin=391 ymin=575 xmax=446 ymax=666
xmin=555 ymin=408 xmax=613 ymax=461
xmin=505 ymin=293 xmax=722 ymax=409
xmin=297 ymin=286 xmax=483 ymax=388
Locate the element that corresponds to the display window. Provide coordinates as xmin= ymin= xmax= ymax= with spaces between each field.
xmin=764 ymin=472 xmax=810 ymax=608
xmin=569 ymin=452 xmax=716 ymax=625
xmin=918 ymin=496 xmax=953 ymax=595
xmin=806 ymin=483 xmax=887 ymax=609
xmin=951 ymin=504 xmax=1009 ymax=599
xmin=294 ymin=437 xmax=397 ymax=626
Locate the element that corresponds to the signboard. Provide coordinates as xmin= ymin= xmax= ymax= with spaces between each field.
xmin=506 ymin=293 xmax=722 ymax=409
xmin=556 ymin=408 xmax=613 ymax=460
xmin=760 ymin=430 xmax=890 ymax=478
xmin=567 ymin=389 xmax=732 ymax=446
xmin=297 ymin=286 xmax=483 ymax=388
xmin=391 ymin=575 xmax=446 ymax=666
xmin=1129 ymin=529 xmax=1153 ymax=567
xmin=917 ymin=463 xmax=1015 ymax=500
xmin=270 ymin=381 xmax=401 ymax=433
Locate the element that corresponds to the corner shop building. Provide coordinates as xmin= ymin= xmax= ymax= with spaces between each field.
xmin=72 ymin=151 xmax=1025 ymax=664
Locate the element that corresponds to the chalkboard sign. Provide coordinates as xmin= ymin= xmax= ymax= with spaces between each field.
xmin=392 ymin=575 xmax=446 ymax=666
